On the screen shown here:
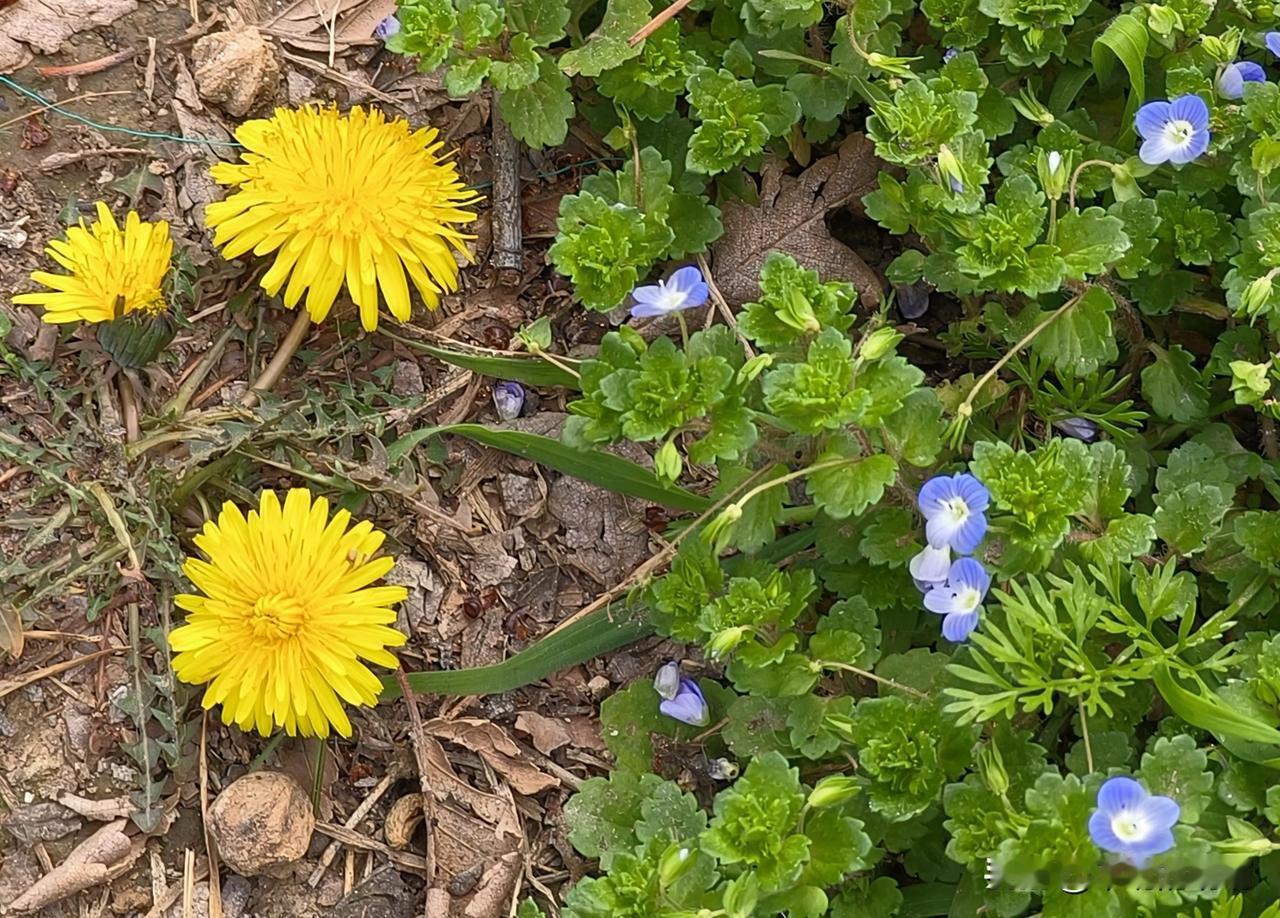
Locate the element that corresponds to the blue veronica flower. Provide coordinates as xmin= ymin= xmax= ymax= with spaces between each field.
xmin=492 ymin=381 xmax=525 ymax=421
xmin=630 ymin=266 xmax=709 ymax=318
xmin=909 ymin=543 xmax=951 ymax=592
xmin=659 ymin=677 xmax=710 ymax=726
xmin=918 ymin=473 xmax=989 ymax=553
xmin=653 ymin=661 xmax=681 ymax=701
xmin=1055 ymin=416 xmax=1099 ymax=442
xmin=923 ymin=557 xmax=989 ymax=641
xmin=1134 ymin=95 xmax=1210 ymax=166
xmin=1217 ymin=61 xmax=1266 ymax=100
xmin=1267 ymin=32 xmax=1280 ymax=58
xmin=1088 ymin=777 xmax=1180 ymax=865
xmin=374 ymin=14 xmax=400 ymax=41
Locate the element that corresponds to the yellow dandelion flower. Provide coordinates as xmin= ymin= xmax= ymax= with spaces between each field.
xmin=205 ymin=105 xmax=479 ymax=332
xmin=13 ymin=202 xmax=172 ymax=324
xmin=169 ymin=489 xmax=409 ymax=738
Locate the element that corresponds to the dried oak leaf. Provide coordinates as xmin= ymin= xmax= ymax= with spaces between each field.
xmin=7 ymin=818 xmax=143 ymax=913
xmin=427 ymin=718 xmax=559 ymax=796
xmin=711 ymin=132 xmax=884 ymax=306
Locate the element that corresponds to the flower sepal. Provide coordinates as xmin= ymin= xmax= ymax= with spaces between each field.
xmin=96 ymin=309 xmax=176 ymax=369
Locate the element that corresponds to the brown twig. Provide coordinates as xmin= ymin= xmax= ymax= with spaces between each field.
xmin=38 ymin=147 xmax=149 ymax=173
xmin=0 ymin=647 xmax=118 ymax=700
xmin=490 ymin=101 xmax=523 ymax=277
xmin=394 ymin=667 xmax=438 ymax=895
xmin=627 ymin=0 xmax=695 ymax=45
xmin=0 ymin=90 xmax=132 ymax=132
xmin=307 ymin=766 xmax=404 ymax=887
xmin=697 ymin=252 xmax=755 ymax=357
xmin=37 ymin=47 xmax=137 ymax=78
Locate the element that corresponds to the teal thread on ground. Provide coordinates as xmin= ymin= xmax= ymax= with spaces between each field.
xmin=0 ymin=73 xmax=622 ymax=189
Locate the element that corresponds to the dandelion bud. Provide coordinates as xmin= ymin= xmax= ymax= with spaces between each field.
xmin=1242 ymin=274 xmax=1274 ymax=316
xmin=653 ymin=661 xmax=681 ymax=700
xmin=809 ymin=775 xmax=861 ymax=809
xmin=492 ymin=381 xmax=525 ymax=421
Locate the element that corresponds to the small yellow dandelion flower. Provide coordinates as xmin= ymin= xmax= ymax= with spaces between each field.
xmin=13 ymin=202 xmax=172 ymax=324
xmin=169 ymin=489 xmax=409 ymax=738
xmin=205 ymin=105 xmax=479 ymax=332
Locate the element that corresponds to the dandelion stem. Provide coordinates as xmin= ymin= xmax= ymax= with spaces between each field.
xmin=242 ymin=309 xmax=312 ymax=408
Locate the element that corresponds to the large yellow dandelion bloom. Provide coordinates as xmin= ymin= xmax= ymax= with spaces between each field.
xmin=169 ymin=489 xmax=409 ymax=738
xmin=13 ymin=202 xmax=172 ymax=324
xmin=205 ymin=105 xmax=479 ymax=332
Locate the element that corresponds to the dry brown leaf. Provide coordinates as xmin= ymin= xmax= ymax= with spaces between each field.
xmin=428 ymin=718 xmax=559 ymax=796
xmin=56 ymin=792 xmax=133 ymax=822
xmin=711 ymin=133 xmax=884 ymax=306
xmin=0 ymin=602 xmax=22 ymax=659
xmin=461 ymin=852 xmax=522 ymax=918
xmin=7 ymin=818 xmax=143 ymax=913
xmin=0 ymin=0 xmax=137 ymax=72
xmin=514 ymin=711 xmax=573 ymax=756
xmin=421 ymin=735 xmax=521 ymax=839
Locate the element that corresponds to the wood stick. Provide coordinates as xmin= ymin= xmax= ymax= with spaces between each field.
xmin=394 ymin=667 xmax=438 ymax=900
xmin=490 ymin=100 xmax=523 ymax=276
xmin=627 ymin=0 xmax=695 ymax=46
xmin=37 ymin=48 xmax=137 ymax=78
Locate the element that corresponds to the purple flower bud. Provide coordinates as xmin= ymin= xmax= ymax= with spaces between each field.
xmin=943 ymin=48 xmax=959 ymax=62
xmin=493 ymin=381 xmax=525 ymax=421
xmin=653 ymin=661 xmax=681 ymax=701
xmin=374 ymin=15 xmax=400 ymax=41
xmin=895 ymin=280 xmax=931 ymax=320
xmin=1055 ymin=417 xmax=1099 ymax=442
xmin=659 ymin=677 xmax=710 ymax=726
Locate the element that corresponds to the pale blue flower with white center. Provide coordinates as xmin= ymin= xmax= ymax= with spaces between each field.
xmin=659 ymin=677 xmax=710 ymax=726
xmin=653 ymin=661 xmax=681 ymax=701
xmin=923 ymin=557 xmax=989 ymax=641
xmin=1267 ymin=32 xmax=1280 ymax=58
xmin=1134 ymin=95 xmax=1210 ymax=166
xmin=909 ymin=543 xmax=951 ymax=592
xmin=630 ymin=266 xmax=709 ymax=319
xmin=1217 ymin=61 xmax=1266 ymax=100
xmin=374 ymin=14 xmax=400 ymax=41
xmin=918 ymin=473 xmax=989 ymax=553
xmin=1088 ymin=777 xmax=1180 ymax=865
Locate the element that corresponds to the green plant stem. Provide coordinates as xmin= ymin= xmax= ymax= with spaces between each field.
xmin=729 ymin=455 xmax=853 ymax=511
xmin=309 ymin=738 xmax=326 ymax=816
xmin=954 ymin=289 xmax=1086 ymax=425
xmin=823 ymin=661 xmax=928 ymax=699
xmin=248 ymin=732 xmax=287 ymax=772
xmin=162 ymin=324 xmax=237 ymax=418
xmin=1068 ymin=159 xmax=1118 ymax=209
xmin=1079 ymin=702 xmax=1094 ymax=773
xmin=242 ymin=309 xmax=312 ymax=409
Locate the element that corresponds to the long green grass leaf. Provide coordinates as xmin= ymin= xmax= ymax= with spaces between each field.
xmin=388 ymin=423 xmax=712 ymax=512
xmin=386 ymin=334 xmax=581 ymax=389
xmin=379 ymin=606 xmax=651 ymax=699
xmin=1154 ymin=664 xmax=1280 ymax=747
xmin=1093 ymin=13 xmax=1148 ymax=138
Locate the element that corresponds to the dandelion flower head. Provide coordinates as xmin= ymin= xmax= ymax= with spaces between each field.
xmin=205 ymin=105 xmax=479 ymax=331
xmin=169 ymin=489 xmax=409 ymax=738
xmin=14 ymin=202 xmax=172 ymax=325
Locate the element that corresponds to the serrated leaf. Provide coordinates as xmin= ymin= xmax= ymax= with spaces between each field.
xmin=559 ymin=0 xmax=649 ymax=76
xmin=807 ymin=452 xmax=897 ymax=520
xmin=506 ymin=0 xmax=570 ymax=44
xmin=498 ymin=57 xmax=574 ymax=147
xmin=1030 ymin=286 xmax=1117 ymax=377
xmin=1142 ymin=344 xmax=1209 ymax=423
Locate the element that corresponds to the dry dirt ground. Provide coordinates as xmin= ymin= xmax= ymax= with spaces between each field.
xmin=0 ymin=2 xmax=675 ymax=914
